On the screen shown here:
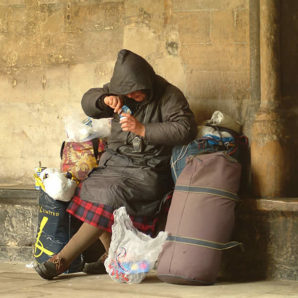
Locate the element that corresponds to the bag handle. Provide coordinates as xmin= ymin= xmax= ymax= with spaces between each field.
xmin=60 ymin=141 xmax=65 ymax=159
xmin=91 ymin=138 xmax=99 ymax=160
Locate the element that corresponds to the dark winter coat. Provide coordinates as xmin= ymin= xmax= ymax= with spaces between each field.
xmin=80 ymin=49 xmax=197 ymax=217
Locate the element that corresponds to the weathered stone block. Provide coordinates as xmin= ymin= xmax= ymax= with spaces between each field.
xmin=67 ymin=30 xmax=123 ymax=65
xmin=68 ymin=63 xmax=107 ymax=100
xmin=0 ymin=189 xmax=38 ymax=262
xmin=124 ymin=0 xmax=165 ymax=31
xmin=64 ymin=1 xmax=124 ymax=33
xmin=172 ymin=0 xmax=248 ymax=11
xmin=180 ymin=44 xmax=249 ymax=71
xmin=174 ymin=11 xmax=210 ymax=44
xmin=123 ymin=25 xmax=160 ymax=59
xmin=153 ymin=55 xmax=186 ymax=93
xmin=1 ymin=4 xmax=43 ymax=68
xmin=185 ymin=69 xmax=249 ymax=100
xmin=38 ymin=0 xmax=59 ymax=4
xmin=211 ymin=8 xmax=249 ymax=44
xmin=0 ymin=0 xmax=25 ymax=5
xmin=39 ymin=4 xmax=65 ymax=34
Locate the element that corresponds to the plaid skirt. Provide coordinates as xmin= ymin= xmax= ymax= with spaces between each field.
xmin=67 ymin=184 xmax=172 ymax=236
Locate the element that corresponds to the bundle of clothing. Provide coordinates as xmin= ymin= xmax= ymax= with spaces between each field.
xmin=171 ymin=111 xmax=248 ymax=183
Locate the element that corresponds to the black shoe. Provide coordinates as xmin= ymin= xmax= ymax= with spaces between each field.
xmin=34 ymin=255 xmax=68 ymax=280
xmin=83 ymin=252 xmax=108 ymax=274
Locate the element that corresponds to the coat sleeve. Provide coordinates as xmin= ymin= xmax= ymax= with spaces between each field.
xmin=144 ymin=86 xmax=197 ymax=146
xmin=81 ymin=84 xmax=114 ymax=119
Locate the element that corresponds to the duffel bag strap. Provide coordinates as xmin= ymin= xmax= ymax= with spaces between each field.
xmin=167 ymin=235 xmax=243 ymax=251
xmin=174 ymin=184 xmax=240 ymax=201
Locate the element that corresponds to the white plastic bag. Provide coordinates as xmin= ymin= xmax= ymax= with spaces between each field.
xmin=196 ymin=125 xmax=234 ymax=139
xmin=206 ymin=110 xmax=241 ymax=134
xmin=63 ymin=113 xmax=111 ymax=142
xmin=38 ymin=168 xmax=77 ymax=202
xmin=63 ymin=113 xmax=92 ymax=142
xmin=104 ymin=207 xmax=168 ymax=284
xmin=90 ymin=118 xmax=112 ymax=139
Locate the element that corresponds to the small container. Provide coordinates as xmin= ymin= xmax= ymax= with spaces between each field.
xmin=82 ymin=117 xmax=93 ymax=127
xmin=34 ymin=162 xmax=46 ymax=190
xmin=119 ymin=105 xmax=132 ymax=119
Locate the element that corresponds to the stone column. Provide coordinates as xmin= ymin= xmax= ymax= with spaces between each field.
xmin=251 ymin=0 xmax=287 ymax=198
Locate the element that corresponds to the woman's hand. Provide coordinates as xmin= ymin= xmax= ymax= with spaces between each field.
xmin=120 ymin=113 xmax=145 ymax=137
xmin=104 ymin=95 xmax=123 ymax=114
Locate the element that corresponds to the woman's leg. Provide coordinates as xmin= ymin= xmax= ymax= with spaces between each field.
xmin=99 ymin=231 xmax=112 ymax=252
xmin=35 ymin=222 xmax=103 ymax=279
xmin=83 ymin=231 xmax=112 ymax=274
xmin=59 ymin=222 xmax=103 ymax=265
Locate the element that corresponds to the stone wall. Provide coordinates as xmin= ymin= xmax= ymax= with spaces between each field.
xmin=0 ymin=0 xmax=250 ymax=187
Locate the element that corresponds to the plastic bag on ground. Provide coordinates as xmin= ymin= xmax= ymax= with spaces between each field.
xmin=104 ymin=207 xmax=168 ymax=284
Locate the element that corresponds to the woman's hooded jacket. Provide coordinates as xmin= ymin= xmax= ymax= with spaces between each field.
xmin=80 ymin=49 xmax=197 ymax=217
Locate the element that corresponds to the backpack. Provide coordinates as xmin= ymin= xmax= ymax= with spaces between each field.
xmin=60 ymin=138 xmax=105 ymax=181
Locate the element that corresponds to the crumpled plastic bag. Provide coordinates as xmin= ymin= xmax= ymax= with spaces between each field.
xmin=64 ymin=113 xmax=92 ymax=142
xmin=35 ymin=168 xmax=77 ymax=202
xmin=91 ymin=118 xmax=112 ymax=139
xmin=196 ymin=125 xmax=234 ymax=139
xmin=205 ymin=111 xmax=241 ymax=134
xmin=104 ymin=207 xmax=168 ymax=284
xmin=63 ymin=113 xmax=111 ymax=142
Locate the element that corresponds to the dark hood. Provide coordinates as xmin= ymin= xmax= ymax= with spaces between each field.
xmin=109 ymin=49 xmax=156 ymax=95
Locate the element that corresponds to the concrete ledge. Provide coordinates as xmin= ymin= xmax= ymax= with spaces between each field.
xmin=221 ymin=197 xmax=298 ymax=281
xmin=0 ymin=188 xmax=38 ymax=205
xmin=0 ymin=189 xmax=297 ymax=281
xmin=241 ymin=197 xmax=298 ymax=212
xmin=0 ymin=188 xmax=39 ymax=263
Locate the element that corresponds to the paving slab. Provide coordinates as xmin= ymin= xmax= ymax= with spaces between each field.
xmin=0 ymin=263 xmax=297 ymax=298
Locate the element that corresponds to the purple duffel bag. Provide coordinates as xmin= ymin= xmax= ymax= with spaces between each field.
xmin=157 ymin=152 xmax=242 ymax=285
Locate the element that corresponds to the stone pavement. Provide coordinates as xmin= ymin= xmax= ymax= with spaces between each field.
xmin=0 ymin=263 xmax=297 ymax=298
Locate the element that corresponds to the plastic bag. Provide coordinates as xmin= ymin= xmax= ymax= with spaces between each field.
xmin=205 ymin=110 xmax=241 ymax=134
xmin=34 ymin=189 xmax=83 ymax=273
xmin=104 ymin=207 xmax=168 ymax=284
xmin=90 ymin=118 xmax=112 ymax=139
xmin=34 ymin=168 xmax=78 ymax=202
xmin=64 ymin=113 xmax=93 ymax=142
xmin=63 ymin=113 xmax=111 ymax=142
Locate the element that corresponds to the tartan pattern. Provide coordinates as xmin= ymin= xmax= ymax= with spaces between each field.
xmin=67 ymin=184 xmax=172 ymax=236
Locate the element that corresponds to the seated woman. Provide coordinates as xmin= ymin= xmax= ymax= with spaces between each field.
xmin=34 ymin=49 xmax=197 ymax=279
